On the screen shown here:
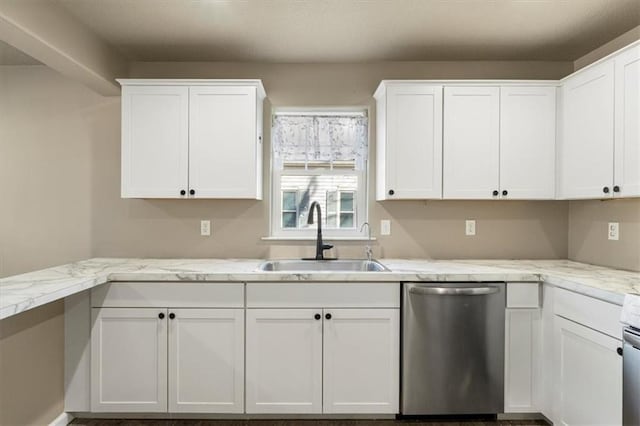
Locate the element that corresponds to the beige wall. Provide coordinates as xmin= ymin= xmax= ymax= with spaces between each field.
xmin=0 ymin=302 xmax=64 ymax=426
xmin=0 ymin=65 xmax=103 ymax=426
xmin=568 ymin=200 xmax=640 ymax=272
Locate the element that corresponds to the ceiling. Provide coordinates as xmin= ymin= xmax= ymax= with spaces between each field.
xmin=51 ymin=0 xmax=640 ymax=63
xmin=0 ymin=40 xmax=41 ymax=65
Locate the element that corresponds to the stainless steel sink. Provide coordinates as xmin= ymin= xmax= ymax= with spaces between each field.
xmin=257 ymin=259 xmax=390 ymax=272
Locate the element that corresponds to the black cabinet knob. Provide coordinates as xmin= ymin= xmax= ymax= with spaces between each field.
xmin=388 ymin=189 xmax=395 ymax=196
xmin=169 ymin=313 xmax=176 ymax=320
xmin=603 ymin=186 xmax=610 ymax=194
xmin=314 ymin=314 xmax=321 ymax=320
xmin=613 ymin=185 xmax=620 ymax=193
xmin=158 ymin=313 xmax=165 ymax=319
xmin=180 ymin=190 xmax=186 ymax=196
xmin=189 ymin=189 xmax=195 ymax=195
xmin=502 ymin=190 xmax=508 ymax=196
xmin=492 ymin=190 xmax=499 ymax=196
xmin=617 ymin=347 xmax=623 ymax=356
xmin=325 ymin=313 xmax=332 ymax=320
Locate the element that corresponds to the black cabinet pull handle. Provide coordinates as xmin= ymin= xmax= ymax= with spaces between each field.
xmin=158 ymin=313 xmax=165 ymax=319
xmin=603 ymin=186 xmax=610 ymax=194
xmin=169 ymin=313 xmax=176 ymax=320
xmin=388 ymin=189 xmax=395 ymax=196
xmin=314 ymin=313 xmax=321 ymax=320
xmin=502 ymin=190 xmax=508 ymax=196
xmin=613 ymin=185 xmax=620 ymax=193
xmin=189 ymin=189 xmax=195 ymax=195
xmin=180 ymin=190 xmax=186 ymax=196
xmin=617 ymin=347 xmax=623 ymax=356
xmin=325 ymin=313 xmax=332 ymax=320
xmin=492 ymin=190 xmax=499 ymax=196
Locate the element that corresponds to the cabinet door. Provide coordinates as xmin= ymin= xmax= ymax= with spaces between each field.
xmin=504 ymin=308 xmax=541 ymax=413
xmin=323 ymin=309 xmax=399 ymax=414
xmin=554 ymin=316 xmax=622 ymax=425
xmin=614 ymin=45 xmax=640 ymax=197
xmin=443 ymin=86 xmax=500 ymax=199
xmin=500 ymin=86 xmax=556 ymax=199
xmin=189 ymin=86 xmax=260 ymax=199
xmin=559 ymin=60 xmax=615 ymax=199
xmin=91 ymin=308 xmax=167 ymax=412
xmin=382 ymin=84 xmax=443 ymax=199
xmin=168 ymin=309 xmax=244 ymax=413
xmin=245 ymin=309 xmax=323 ymax=413
xmin=121 ymin=85 xmax=189 ymax=198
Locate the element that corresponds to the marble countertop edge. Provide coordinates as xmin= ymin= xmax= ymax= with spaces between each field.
xmin=1 ymin=258 xmax=638 ymax=320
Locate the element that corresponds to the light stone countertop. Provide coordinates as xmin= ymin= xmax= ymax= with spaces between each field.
xmin=0 ymin=258 xmax=638 ymax=320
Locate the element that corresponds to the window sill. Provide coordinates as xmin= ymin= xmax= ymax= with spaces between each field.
xmin=261 ymin=236 xmax=377 ymax=242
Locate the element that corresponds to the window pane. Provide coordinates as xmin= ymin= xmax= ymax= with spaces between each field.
xmin=282 ymin=212 xmax=297 ymax=228
xmin=281 ymin=174 xmax=358 ymax=230
xmin=282 ymin=191 xmax=297 ymax=211
xmin=340 ymin=192 xmax=354 ymax=212
xmin=340 ymin=213 xmax=354 ymax=228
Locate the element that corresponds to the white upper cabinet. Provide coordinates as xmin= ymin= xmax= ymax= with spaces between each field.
xmin=121 ymin=85 xmax=189 ymax=198
xmin=500 ymin=86 xmax=556 ymax=199
xmin=559 ymin=61 xmax=615 ymax=199
xmin=614 ymin=45 xmax=640 ymax=197
xmin=189 ymin=86 xmax=262 ymax=199
xmin=375 ymin=83 xmax=443 ymax=200
xmin=443 ymin=86 xmax=500 ymax=199
xmin=119 ymin=80 xmax=265 ymax=199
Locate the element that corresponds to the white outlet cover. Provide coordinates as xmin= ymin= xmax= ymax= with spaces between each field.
xmin=608 ymin=222 xmax=619 ymax=241
xmin=465 ymin=220 xmax=476 ymax=236
xmin=380 ymin=220 xmax=391 ymax=236
xmin=200 ymin=220 xmax=211 ymax=236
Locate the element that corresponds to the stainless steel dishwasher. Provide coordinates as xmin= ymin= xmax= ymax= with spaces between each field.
xmin=401 ymin=282 xmax=506 ymax=415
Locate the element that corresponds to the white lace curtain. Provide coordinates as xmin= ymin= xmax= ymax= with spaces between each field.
xmin=272 ymin=114 xmax=368 ymax=171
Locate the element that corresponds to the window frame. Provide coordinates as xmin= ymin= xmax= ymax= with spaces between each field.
xmin=269 ymin=107 xmax=370 ymax=239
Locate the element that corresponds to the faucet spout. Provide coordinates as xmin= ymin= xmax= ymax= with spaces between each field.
xmin=360 ymin=222 xmax=373 ymax=261
xmin=307 ymin=201 xmax=333 ymax=260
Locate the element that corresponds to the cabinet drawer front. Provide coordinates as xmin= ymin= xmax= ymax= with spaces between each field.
xmin=554 ymin=287 xmax=622 ymax=339
xmin=507 ymin=283 xmax=540 ymax=308
xmin=246 ymin=283 xmax=400 ymax=308
xmin=92 ymin=282 xmax=244 ymax=308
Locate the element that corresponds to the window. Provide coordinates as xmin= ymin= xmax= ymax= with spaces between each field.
xmin=271 ymin=109 xmax=368 ymax=238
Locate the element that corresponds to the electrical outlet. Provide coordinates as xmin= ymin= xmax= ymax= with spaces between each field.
xmin=608 ymin=222 xmax=619 ymax=241
xmin=380 ymin=220 xmax=391 ymax=236
xmin=200 ymin=220 xmax=211 ymax=236
xmin=465 ymin=220 xmax=476 ymax=236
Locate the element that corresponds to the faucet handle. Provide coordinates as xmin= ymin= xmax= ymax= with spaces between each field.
xmin=322 ymin=244 xmax=334 ymax=251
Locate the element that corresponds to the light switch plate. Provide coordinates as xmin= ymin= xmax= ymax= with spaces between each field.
xmin=608 ymin=222 xmax=619 ymax=241
xmin=200 ymin=220 xmax=211 ymax=236
xmin=465 ymin=220 xmax=476 ymax=236
xmin=380 ymin=220 xmax=391 ymax=236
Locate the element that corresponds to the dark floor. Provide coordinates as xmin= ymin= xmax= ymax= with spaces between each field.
xmin=71 ymin=419 xmax=548 ymax=426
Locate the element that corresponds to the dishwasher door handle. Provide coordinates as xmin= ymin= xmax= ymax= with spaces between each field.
xmin=408 ymin=286 xmax=501 ymax=296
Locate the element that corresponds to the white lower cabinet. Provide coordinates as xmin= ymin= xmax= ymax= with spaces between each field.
xmin=91 ymin=308 xmax=168 ymax=412
xmin=168 ymin=309 xmax=244 ymax=413
xmin=323 ymin=309 xmax=399 ymax=414
xmin=91 ymin=307 xmax=244 ymax=413
xmin=504 ymin=308 xmax=541 ymax=413
xmin=245 ymin=307 xmax=400 ymax=415
xmin=245 ymin=309 xmax=323 ymax=414
xmin=553 ymin=316 xmax=623 ymax=425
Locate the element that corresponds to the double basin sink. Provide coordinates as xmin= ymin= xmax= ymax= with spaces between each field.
xmin=257 ymin=259 xmax=389 ymax=272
